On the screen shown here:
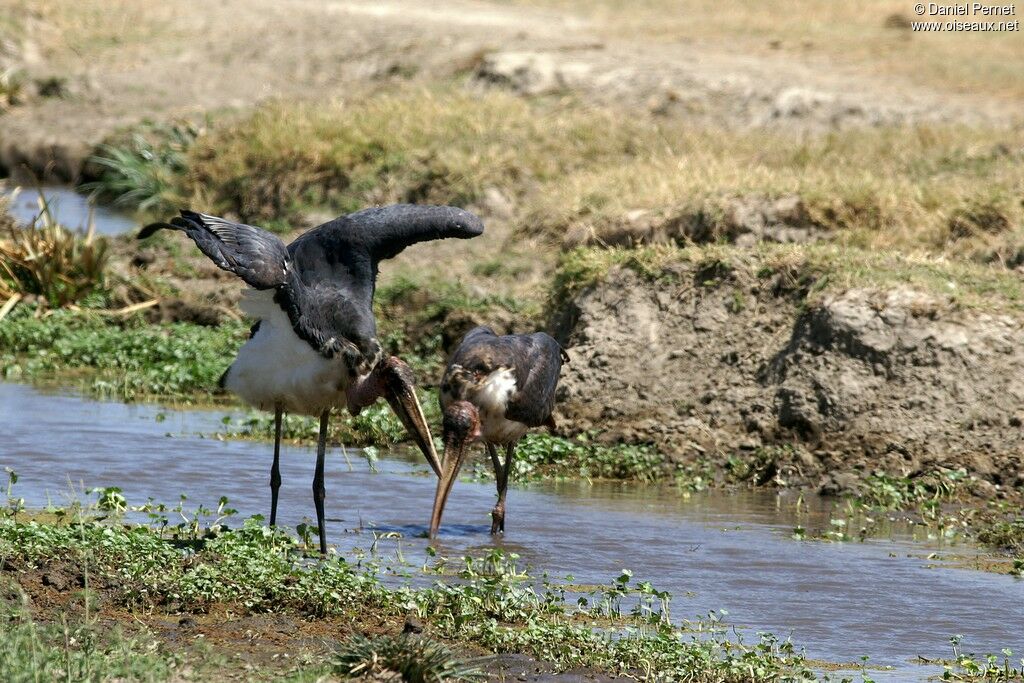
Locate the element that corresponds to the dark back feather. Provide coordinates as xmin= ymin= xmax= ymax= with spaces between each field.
xmin=443 ymin=326 xmax=565 ymax=428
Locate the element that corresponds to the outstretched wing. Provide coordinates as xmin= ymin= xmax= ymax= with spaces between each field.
xmin=291 ymin=204 xmax=484 ymax=268
xmin=139 ymin=210 xmax=289 ymax=289
xmin=505 ymin=333 xmax=565 ymax=428
xmin=282 ymin=204 xmax=485 ymax=366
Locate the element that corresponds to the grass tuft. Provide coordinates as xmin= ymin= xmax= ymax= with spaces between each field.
xmin=0 ymin=198 xmax=108 ymax=308
xmin=0 ymin=587 xmax=185 ymax=682
xmin=521 ymin=124 xmax=1024 ymax=256
xmin=331 ymin=634 xmax=485 ymax=682
xmin=81 ymin=121 xmax=202 ymax=213
xmin=550 ymin=243 xmax=1024 ymax=312
xmin=183 ymin=88 xmax=647 ymax=224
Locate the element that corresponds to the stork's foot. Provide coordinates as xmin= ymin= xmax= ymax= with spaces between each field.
xmin=490 ymin=503 xmax=505 ymax=534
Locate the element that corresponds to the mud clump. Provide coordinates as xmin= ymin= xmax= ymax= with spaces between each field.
xmin=553 ymin=263 xmax=1024 ymax=494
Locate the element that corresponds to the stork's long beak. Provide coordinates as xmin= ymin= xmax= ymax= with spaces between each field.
xmin=429 ymin=437 xmax=469 ymax=538
xmin=382 ymin=358 xmax=442 ymax=478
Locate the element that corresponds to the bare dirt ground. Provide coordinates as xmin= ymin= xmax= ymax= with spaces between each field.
xmin=1 ymin=0 xmax=1019 ymax=179
xmin=552 ymin=260 xmax=1024 ymax=498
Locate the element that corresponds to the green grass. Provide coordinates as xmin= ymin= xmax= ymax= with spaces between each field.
xmin=0 ymin=305 xmax=245 ymax=401
xmin=330 ymin=634 xmax=485 ymax=682
xmin=80 ymin=120 xmax=201 ymax=214
xmin=4 ymin=495 xmax=1022 ymax=682
xmin=217 ymin=394 xmax=435 ymax=451
xmin=0 ymin=589 xmax=190 ymax=683
xmin=0 ymin=506 xmax=817 ymax=682
xmin=550 ymin=243 xmax=1024 ymax=312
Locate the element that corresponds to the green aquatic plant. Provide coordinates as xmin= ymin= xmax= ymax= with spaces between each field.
xmin=0 ymin=497 xmax=817 ymax=682
xmin=857 ymin=468 xmax=970 ymax=510
xmin=479 ymin=431 xmax=682 ymax=484
xmin=975 ymin=518 xmax=1024 ymax=554
xmin=0 ymin=304 xmax=245 ymax=401
xmin=943 ymin=636 xmax=1024 ymax=682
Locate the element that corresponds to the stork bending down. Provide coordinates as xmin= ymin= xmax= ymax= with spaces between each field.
xmin=429 ymin=326 xmax=567 ymax=537
xmin=140 ymin=205 xmax=484 ymax=553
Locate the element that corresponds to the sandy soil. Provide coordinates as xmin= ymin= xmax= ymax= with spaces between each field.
xmin=1 ymin=0 xmax=1018 ymax=180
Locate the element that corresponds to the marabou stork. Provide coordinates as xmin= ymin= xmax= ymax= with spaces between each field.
xmin=140 ymin=205 xmax=484 ymax=553
xmin=429 ymin=326 xmax=567 ymax=537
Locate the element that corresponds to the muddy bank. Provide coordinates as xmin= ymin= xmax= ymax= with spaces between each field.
xmin=3 ymin=556 xmax=621 ymax=682
xmin=552 ymin=257 xmax=1024 ymax=497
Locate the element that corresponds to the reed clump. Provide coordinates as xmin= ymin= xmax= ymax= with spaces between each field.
xmin=0 ymin=195 xmax=108 ymax=308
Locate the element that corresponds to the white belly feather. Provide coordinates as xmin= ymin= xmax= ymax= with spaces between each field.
xmin=223 ymin=289 xmax=352 ymax=416
xmin=472 ymin=368 xmax=529 ymax=445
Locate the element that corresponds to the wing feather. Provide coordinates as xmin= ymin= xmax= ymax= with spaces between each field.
xmin=505 ymin=333 xmax=565 ymax=427
xmin=139 ymin=210 xmax=289 ymax=290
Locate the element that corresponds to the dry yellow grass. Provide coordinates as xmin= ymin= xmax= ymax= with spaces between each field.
xmin=0 ymin=0 xmax=183 ymax=63
xmin=521 ymin=122 xmax=1024 ymax=258
xmin=0 ymin=197 xmax=108 ymax=307
xmin=554 ymin=242 xmax=1024 ymax=312
xmin=182 ymin=88 xmax=654 ymax=222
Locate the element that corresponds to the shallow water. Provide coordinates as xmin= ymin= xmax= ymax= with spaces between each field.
xmin=2 ymin=382 xmax=1021 ymax=682
xmin=2 ymin=185 xmax=138 ymax=235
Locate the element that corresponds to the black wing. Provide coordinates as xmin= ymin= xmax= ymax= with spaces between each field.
xmin=290 ymin=204 xmax=484 ymax=269
xmin=446 ymin=327 xmax=565 ymax=428
xmin=504 ymin=332 xmax=565 ymax=427
xmin=139 ymin=210 xmax=288 ymax=289
xmin=281 ymin=204 xmax=484 ymax=365
xmin=353 ymin=204 xmax=484 ymax=262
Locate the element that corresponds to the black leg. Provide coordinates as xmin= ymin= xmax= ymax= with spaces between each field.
xmin=269 ymin=406 xmax=283 ymax=527
xmin=312 ymin=410 xmax=330 ymax=554
xmin=489 ymin=442 xmax=515 ymax=534
xmin=498 ymin=442 xmax=516 ymax=533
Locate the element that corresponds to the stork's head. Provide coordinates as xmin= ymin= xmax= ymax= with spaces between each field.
xmin=429 ymin=400 xmax=481 ymax=537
